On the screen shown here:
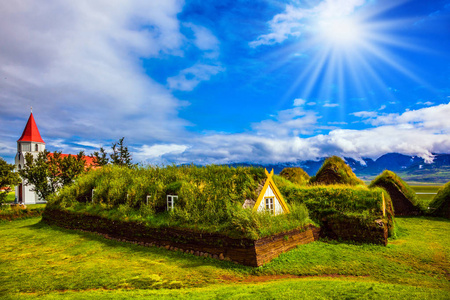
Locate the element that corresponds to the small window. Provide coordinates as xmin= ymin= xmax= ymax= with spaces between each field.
xmin=35 ymin=144 xmax=39 ymax=151
xmin=18 ymin=164 xmax=22 ymax=170
xmin=167 ymin=195 xmax=178 ymax=211
xmin=265 ymin=197 xmax=274 ymax=214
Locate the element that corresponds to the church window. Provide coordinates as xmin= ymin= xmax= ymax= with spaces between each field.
xmin=35 ymin=144 xmax=39 ymax=151
xmin=22 ymin=143 xmax=31 ymax=152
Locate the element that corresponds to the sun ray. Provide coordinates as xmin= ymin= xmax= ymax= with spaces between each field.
xmin=268 ymin=0 xmax=432 ymax=110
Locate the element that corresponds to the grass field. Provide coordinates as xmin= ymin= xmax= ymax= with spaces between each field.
xmin=1 ymin=216 xmax=448 ymax=299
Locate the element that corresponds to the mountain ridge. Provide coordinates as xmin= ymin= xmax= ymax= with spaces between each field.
xmin=229 ymin=153 xmax=450 ymax=183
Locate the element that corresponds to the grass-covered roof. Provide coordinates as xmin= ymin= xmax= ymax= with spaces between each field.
xmin=279 ymin=184 xmax=394 ymax=236
xmin=309 ymin=156 xmax=365 ymax=186
xmin=47 ymin=165 xmax=310 ymax=239
xmin=429 ymin=181 xmax=450 ymax=218
xmin=279 ymin=167 xmax=310 ymax=186
xmin=369 ymin=170 xmax=422 ymax=216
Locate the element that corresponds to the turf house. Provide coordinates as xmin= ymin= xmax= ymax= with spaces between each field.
xmin=43 ymin=156 xmax=393 ymax=266
xmin=369 ymin=170 xmax=422 ymax=216
xmin=429 ymin=181 xmax=450 ymax=218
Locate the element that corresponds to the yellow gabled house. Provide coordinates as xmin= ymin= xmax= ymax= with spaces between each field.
xmin=243 ymin=168 xmax=290 ymax=215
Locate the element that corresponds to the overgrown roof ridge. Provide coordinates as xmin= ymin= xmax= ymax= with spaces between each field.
xmin=369 ymin=170 xmax=423 ymax=216
xmin=279 ymin=167 xmax=310 ymax=186
xmin=369 ymin=170 xmax=418 ymax=205
xmin=309 ymin=156 xmax=365 ymax=186
xmin=429 ymin=181 xmax=450 ymax=218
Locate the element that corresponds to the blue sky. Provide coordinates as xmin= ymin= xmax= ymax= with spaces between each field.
xmin=0 ymin=0 xmax=449 ymax=165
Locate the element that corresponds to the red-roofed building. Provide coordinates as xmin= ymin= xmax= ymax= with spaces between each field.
xmin=15 ymin=112 xmax=95 ymax=204
xmin=47 ymin=153 xmax=96 ymax=170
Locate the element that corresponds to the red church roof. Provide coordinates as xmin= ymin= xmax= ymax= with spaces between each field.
xmin=48 ymin=153 xmax=97 ymax=169
xmin=17 ymin=113 xmax=45 ymax=143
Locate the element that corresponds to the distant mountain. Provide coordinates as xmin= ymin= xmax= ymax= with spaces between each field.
xmin=230 ymin=153 xmax=450 ymax=183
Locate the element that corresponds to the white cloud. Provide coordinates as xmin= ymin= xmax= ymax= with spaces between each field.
xmin=293 ymin=98 xmax=306 ymax=106
xmin=351 ymin=110 xmax=378 ymax=118
xmin=323 ymin=103 xmax=339 ymax=107
xmin=328 ymin=121 xmax=348 ymax=125
xmin=0 ymin=0 xmax=221 ymax=161
xmin=167 ymin=63 xmax=224 ymax=91
xmin=138 ymin=103 xmax=450 ymax=165
xmin=184 ymin=23 xmax=220 ymax=57
xmin=134 ymin=144 xmax=189 ymax=163
xmin=166 ymin=22 xmax=223 ymax=91
xmin=0 ymin=0 xmax=189 ymax=137
xmin=251 ymin=105 xmax=319 ymax=137
xmin=417 ymin=101 xmax=434 ymax=106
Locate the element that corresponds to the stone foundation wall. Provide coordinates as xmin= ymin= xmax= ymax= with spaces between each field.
xmin=42 ymin=208 xmax=317 ymax=266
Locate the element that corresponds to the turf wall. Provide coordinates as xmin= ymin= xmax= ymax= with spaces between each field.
xmin=42 ymin=208 xmax=318 ymax=267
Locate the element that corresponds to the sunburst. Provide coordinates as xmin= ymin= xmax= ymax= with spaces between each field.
xmin=274 ymin=0 xmax=428 ymax=111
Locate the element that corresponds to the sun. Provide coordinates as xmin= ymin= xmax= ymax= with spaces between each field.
xmin=317 ymin=16 xmax=363 ymax=49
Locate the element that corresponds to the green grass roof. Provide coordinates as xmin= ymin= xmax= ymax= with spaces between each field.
xmin=309 ymin=156 xmax=365 ymax=186
xmin=429 ymin=181 xmax=450 ymax=218
xmin=279 ymin=167 xmax=310 ymax=186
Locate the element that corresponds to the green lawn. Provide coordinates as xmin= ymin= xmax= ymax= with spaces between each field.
xmin=0 ymin=216 xmax=448 ymax=299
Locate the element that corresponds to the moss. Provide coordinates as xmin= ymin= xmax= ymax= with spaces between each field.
xmin=309 ymin=156 xmax=365 ymax=186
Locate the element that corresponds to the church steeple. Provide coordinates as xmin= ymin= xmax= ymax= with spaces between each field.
xmin=17 ymin=112 xmax=45 ymax=144
xmin=15 ymin=110 xmax=46 ymax=204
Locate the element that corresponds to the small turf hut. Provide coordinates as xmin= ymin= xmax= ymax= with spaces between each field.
xmin=279 ymin=167 xmax=310 ymax=186
xmin=369 ymin=170 xmax=422 ymax=216
xmin=251 ymin=169 xmax=290 ymax=215
xmin=309 ymin=156 xmax=365 ymax=186
xmin=429 ymin=181 xmax=450 ymax=218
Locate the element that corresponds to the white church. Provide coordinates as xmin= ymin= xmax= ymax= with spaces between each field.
xmin=15 ymin=112 xmax=47 ymax=204
xmin=15 ymin=112 xmax=94 ymax=204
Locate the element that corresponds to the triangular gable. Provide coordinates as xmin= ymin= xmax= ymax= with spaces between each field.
xmin=253 ymin=169 xmax=290 ymax=214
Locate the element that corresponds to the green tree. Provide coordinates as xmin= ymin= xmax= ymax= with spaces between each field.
xmin=92 ymin=147 xmax=109 ymax=166
xmin=20 ymin=150 xmax=87 ymax=200
xmin=110 ymin=137 xmax=133 ymax=167
xmin=20 ymin=151 xmax=52 ymax=200
xmin=92 ymin=137 xmax=134 ymax=167
xmin=0 ymin=157 xmax=21 ymax=203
